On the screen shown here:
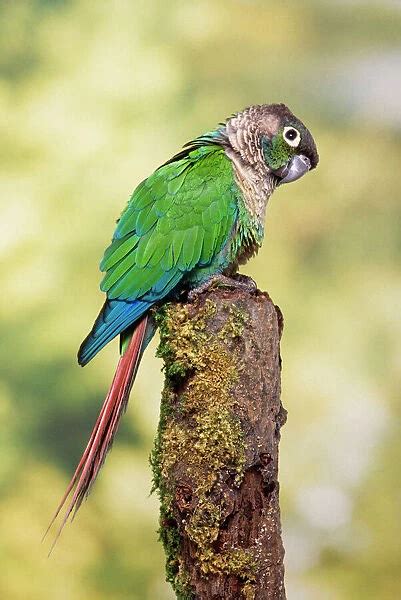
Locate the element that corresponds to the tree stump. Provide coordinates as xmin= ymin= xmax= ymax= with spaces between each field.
xmin=151 ymin=285 xmax=286 ymax=599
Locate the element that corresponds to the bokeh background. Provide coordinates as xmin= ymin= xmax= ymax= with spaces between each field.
xmin=1 ymin=1 xmax=400 ymax=598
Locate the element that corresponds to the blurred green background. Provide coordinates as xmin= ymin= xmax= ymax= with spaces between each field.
xmin=1 ymin=1 xmax=400 ymax=598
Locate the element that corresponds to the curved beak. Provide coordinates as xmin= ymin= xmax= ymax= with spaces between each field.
xmin=273 ymin=154 xmax=311 ymax=185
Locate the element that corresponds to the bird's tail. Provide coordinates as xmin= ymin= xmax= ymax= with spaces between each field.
xmin=44 ymin=315 xmax=149 ymax=552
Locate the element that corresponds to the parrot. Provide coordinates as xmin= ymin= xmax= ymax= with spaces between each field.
xmin=47 ymin=103 xmax=318 ymax=545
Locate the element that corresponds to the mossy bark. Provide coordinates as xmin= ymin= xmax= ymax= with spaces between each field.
xmin=151 ymin=286 xmax=287 ymax=599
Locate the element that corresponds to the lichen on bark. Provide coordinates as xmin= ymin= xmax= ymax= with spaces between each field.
xmin=151 ymin=287 xmax=286 ymax=600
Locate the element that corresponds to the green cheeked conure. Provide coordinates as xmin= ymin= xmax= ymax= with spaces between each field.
xmin=47 ymin=103 xmax=318 ymax=545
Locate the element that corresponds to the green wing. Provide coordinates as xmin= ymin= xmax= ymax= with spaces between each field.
xmin=99 ymin=145 xmax=238 ymax=303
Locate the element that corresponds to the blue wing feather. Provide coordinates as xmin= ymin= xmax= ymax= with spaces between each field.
xmin=78 ymin=299 xmax=150 ymax=366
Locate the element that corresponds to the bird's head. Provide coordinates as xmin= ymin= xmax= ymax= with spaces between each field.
xmin=260 ymin=105 xmax=319 ymax=184
xmin=225 ymin=103 xmax=319 ymax=187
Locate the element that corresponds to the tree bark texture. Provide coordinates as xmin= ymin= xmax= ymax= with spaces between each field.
xmin=151 ymin=286 xmax=287 ymax=600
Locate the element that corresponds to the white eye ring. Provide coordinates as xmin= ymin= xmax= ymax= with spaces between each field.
xmin=283 ymin=126 xmax=301 ymax=148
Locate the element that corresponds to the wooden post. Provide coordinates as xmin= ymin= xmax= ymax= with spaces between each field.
xmin=151 ymin=285 xmax=287 ymax=599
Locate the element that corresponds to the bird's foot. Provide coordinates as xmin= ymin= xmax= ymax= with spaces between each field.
xmin=187 ymin=274 xmax=257 ymax=302
xmin=232 ymin=273 xmax=258 ymax=291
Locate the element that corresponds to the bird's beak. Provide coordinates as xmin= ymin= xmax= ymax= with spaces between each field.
xmin=273 ymin=155 xmax=311 ymax=184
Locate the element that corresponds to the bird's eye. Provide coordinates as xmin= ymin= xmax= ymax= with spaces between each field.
xmin=283 ymin=126 xmax=301 ymax=148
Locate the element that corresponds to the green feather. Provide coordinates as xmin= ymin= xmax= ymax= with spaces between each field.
xmin=100 ymin=250 xmax=137 ymax=292
xmin=181 ymin=228 xmax=196 ymax=269
xmin=100 ymin=234 xmax=139 ymax=271
xmin=160 ymin=244 xmax=174 ymax=271
xmin=167 ymin=168 xmax=190 ymax=195
xmin=172 ymin=229 xmax=186 ymax=265
xmin=135 ymin=204 xmax=158 ymax=236
xmin=129 ymin=181 xmax=152 ymax=210
xmin=136 ymin=233 xmax=166 ymax=268
xmin=191 ymin=226 xmax=204 ymax=266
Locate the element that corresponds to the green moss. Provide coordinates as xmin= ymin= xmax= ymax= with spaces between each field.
xmin=159 ymin=505 xmax=181 ymax=584
xmin=218 ymin=304 xmax=249 ymax=339
xmin=150 ymin=387 xmax=175 ymax=495
xmin=155 ymin=300 xmax=217 ymax=379
xmin=200 ymin=547 xmax=256 ymax=579
xmin=242 ymin=581 xmax=256 ymax=600
xmin=151 ymin=298 xmax=254 ymax=596
xmin=174 ymin=573 xmax=194 ymax=600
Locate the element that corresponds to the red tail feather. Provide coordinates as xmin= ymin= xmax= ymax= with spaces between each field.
xmin=44 ymin=316 xmax=148 ymax=552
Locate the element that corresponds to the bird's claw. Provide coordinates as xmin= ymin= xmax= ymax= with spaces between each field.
xmin=233 ymin=274 xmax=258 ymax=292
xmin=187 ymin=274 xmax=257 ymax=302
